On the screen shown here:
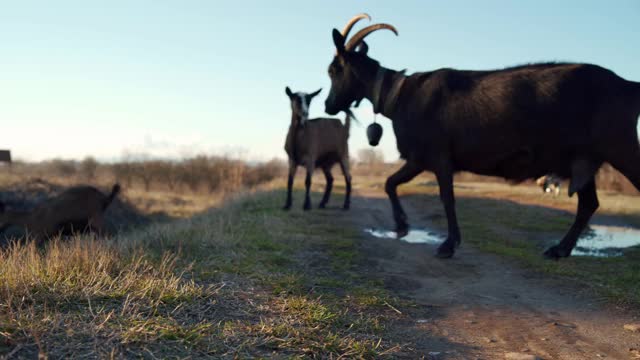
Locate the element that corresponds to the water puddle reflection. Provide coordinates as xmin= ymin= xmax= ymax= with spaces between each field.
xmin=572 ymin=225 xmax=640 ymax=257
xmin=364 ymin=228 xmax=444 ymax=245
xmin=364 ymin=224 xmax=640 ymax=257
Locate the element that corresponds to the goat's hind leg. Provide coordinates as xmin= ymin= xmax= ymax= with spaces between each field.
xmin=544 ymin=178 xmax=598 ymax=259
xmin=560 ymin=136 xmax=640 ymax=258
xmin=434 ymin=167 xmax=461 ymax=259
xmin=303 ymin=163 xmax=314 ymax=211
xmin=89 ymin=216 xmax=106 ymax=238
xmin=385 ymin=162 xmax=422 ymax=237
xmin=318 ymin=167 xmax=334 ymax=209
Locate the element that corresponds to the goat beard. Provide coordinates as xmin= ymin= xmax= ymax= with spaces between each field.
xmin=345 ymin=108 xmax=356 ymax=119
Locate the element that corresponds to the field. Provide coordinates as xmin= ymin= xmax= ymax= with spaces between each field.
xmin=1 ymin=160 xmax=640 ymax=359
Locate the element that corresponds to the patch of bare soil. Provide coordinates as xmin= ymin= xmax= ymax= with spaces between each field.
xmin=349 ymin=188 xmax=640 ymax=359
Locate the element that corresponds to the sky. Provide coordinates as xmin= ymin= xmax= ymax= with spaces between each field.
xmin=1 ymin=1 xmax=639 ymax=162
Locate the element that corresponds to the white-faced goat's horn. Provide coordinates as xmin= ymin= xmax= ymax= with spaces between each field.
xmin=345 ymin=23 xmax=398 ymax=52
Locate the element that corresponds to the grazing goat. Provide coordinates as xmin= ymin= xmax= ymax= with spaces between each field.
xmin=324 ymin=14 xmax=640 ymax=259
xmin=283 ymin=87 xmax=352 ymax=210
xmin=0 ymin=184 xmax=120 ymax=245
xmin=536 ymin=175 xmax=561 ymax=196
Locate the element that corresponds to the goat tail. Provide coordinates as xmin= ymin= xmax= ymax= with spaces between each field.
xmin=103 ymin=183 xmax=121 ymax=210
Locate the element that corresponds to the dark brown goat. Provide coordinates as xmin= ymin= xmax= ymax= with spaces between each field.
xmin=324 ymin=15 xmax=640 ymax=259
xmin=283 ymin=87 xmax=352 ymax=210
xmin=0 ymin=184 xmax=120 ymax=245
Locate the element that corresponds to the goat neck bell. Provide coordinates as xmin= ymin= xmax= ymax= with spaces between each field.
xmin=367 ymin=122 xmax=383 ymax=146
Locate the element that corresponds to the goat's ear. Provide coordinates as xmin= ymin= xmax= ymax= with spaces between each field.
xmin=285 ymin=86 xmax=293 ymax=98
xmin=356 ymin=41 xmax=369 ymax=55
xmin=308 ymin=88 xmax=322 ymax=100
xmin=332 ymin=28 xmax=345 ymax=54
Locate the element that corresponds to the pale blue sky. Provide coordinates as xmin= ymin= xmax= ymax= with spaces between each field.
xmin=1 ymin=1 xmax=639 ymax=161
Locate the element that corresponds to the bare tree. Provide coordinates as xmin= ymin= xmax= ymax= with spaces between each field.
xmin=80 ymin=156 xmax=99 ymax=181
xmin=357 ymin=148 xmax=384 ymax=166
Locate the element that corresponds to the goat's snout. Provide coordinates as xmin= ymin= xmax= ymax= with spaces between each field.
xmin=325 ymin=101 xmax=339 ymax=116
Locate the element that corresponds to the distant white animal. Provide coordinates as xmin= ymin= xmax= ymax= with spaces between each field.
xmin=536 ymin=175 xmax=561 ymax=196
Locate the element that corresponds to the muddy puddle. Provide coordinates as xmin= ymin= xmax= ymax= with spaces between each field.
xmin=572 ymin=225 xmax=640 ymax=257
xmin=365 ymin=224 xmax=640 ymax=257
xmin=364 ymin=228 xmax=444 ymax=245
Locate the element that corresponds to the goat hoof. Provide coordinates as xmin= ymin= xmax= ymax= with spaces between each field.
xmin=435 ymin=241 xmax=456 ymax=259
xmin=303 ymin=203 xmax=311 ymax=211
xmin=318 ymin=203 xmax=327 ymax=209
xmin=395 ymin=225 xmax=409 ymax=239
xmin=283 ymin=204 xmax=292 ymax=211
xmin=342 ymin=203 xmax=350 ymax=210
xmin=543 ymin=245 xmax=570 ymax=260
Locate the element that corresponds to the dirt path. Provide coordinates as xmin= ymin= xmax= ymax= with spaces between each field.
xmin=349 ymin=189 xmax=640 ymax=359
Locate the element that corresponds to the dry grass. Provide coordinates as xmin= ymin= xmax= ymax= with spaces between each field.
xmin=122 ymin=187 xmax=225 ymax=218
xmin=5 ymin=156 xmax=285 ymax=196
xmin=0 ymin=239 xmax=203 ymax=304
xmin=0 ymin=237 xmax=213 ymax=358
xmin=1 ymin=156 xmax=285 ymax=221
xmin=0 ymin=185 xmax=411 ymax=358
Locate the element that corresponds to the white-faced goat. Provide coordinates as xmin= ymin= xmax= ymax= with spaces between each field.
xmin=324 ymin=14 xmax=640 ymax=259
xmin=283 ymin=87 xmax=352 ymax=211
xmin=0 ymin=184 xmax=120 ymax=245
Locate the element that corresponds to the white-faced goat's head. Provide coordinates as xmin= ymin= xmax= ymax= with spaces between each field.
xmin=285 ymin=87 xmax=322 ymax=127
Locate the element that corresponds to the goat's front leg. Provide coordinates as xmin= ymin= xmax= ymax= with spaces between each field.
xmin=434 ymin=166 xmax=461 ymax=259
xmin=303 ymin=162 xmax=314 ymax=211
xmin=318 ymin=167 xmax=334 ymax=209
xmin=385 ymin=162 xmax=422 ymax=237
xmin=339 ymin=157 xmax=352 ymax=210
xmin=283 ymin=160 xmax=297 ymax=210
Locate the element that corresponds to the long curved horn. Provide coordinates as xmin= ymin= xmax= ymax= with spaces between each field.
xmin=341 ymin=13 xmax=371 ymax=38
xmin=345 ymin=23 xmax=398 ymax=51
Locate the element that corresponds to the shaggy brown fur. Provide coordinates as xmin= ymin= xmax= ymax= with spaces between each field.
xmin=324 ymin=16 xmax=640 ymax=259
xmin=284 ymin=87 xmax=352 ymax=210
xmin=0 ymin=184 xmax=120 ymax=245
